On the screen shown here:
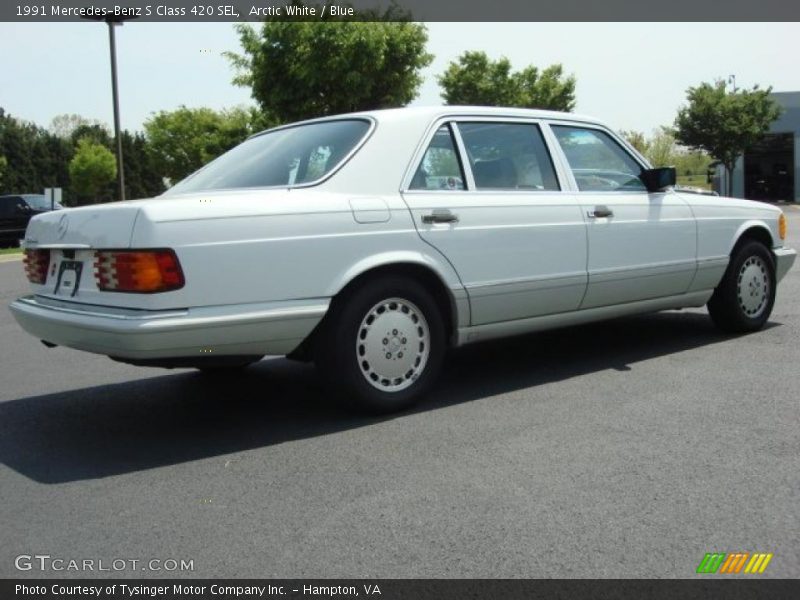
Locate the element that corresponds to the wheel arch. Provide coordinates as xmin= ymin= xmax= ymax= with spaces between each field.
xmin=729 ymin=222 xmax=776 ymax=255
xmin=329 ymin=256 xmax=466 ymax=343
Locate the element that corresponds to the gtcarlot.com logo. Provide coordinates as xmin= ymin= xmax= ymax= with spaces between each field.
xmin=696 ymin=552 xmax=773 ymax=574
xmin=15 ymin=554 xmax=194 ymax=572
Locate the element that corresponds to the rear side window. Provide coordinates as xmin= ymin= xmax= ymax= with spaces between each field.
xmin=409 ymin=125 xmax=466 ymax=191
xmin=166 ymin=119 xmax=371 ymax=194
xmin=458 ymin=122 xmax=560 ymax=191
xmin=551 ymin=125 xmax=646 ymax=192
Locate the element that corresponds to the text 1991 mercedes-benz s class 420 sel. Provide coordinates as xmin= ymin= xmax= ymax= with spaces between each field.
xmin=10 ymin=107 xmax=797 ymax=412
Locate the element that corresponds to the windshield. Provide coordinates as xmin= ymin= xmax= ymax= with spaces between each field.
xmin=22 ymin=195 xmax=63 ymax=210
xmin=165 ymin=119 xmax=371 ymax=195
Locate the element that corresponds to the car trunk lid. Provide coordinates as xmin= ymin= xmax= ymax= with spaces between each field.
xmin=24 ymin=202 xmax=140 ymax=249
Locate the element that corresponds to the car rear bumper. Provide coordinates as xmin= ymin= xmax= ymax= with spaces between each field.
xmin=774 ymin=247 xmax=797 ymax=283
xmin=9 ymin=295 xmax=328 ymax=360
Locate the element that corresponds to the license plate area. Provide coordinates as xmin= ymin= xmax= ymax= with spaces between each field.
xmin=54 ymin=260 xmax=83 ymax=297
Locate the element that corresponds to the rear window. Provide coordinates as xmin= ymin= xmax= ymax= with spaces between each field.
xmin=166 ymin=119 xmax=371 ymax=194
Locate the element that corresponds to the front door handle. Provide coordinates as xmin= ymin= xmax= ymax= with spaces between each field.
xmin=588 ymin=206 xmax=614 ymax=218
xmin=422 ymin=209 xmax=459 ymax=224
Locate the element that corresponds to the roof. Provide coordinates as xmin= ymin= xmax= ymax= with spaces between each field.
xmin=250 ymin=105 xmax=607 ymax=139
xmin=349 ymin=104 xmax=605 ymax=125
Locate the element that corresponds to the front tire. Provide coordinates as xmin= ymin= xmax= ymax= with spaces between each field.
xmin=316 ymin=276 xmax=446 ymax=414
xmin=707 ymin=240 xmax=776 ymax=332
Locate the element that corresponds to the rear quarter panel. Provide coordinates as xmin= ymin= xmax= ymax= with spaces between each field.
xmin=129 ymin=190 xmax=467 ymax=314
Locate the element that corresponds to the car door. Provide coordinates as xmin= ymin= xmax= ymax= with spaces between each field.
xmin=401 ymin=119 xmax=588 ymax=326
xmin=549 ymin=123 xmax=697 ymax=309
xmin=0 ymin=196 xmax=28 ymax=242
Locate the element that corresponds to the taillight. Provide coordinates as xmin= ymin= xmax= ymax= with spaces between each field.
xmin=23 ymin=249 xmax=50 ymax=284
xmin=94 ymin=249 xmax=185 ymax=293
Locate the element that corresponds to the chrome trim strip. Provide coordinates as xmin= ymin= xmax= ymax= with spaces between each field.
xmin=14 ymin=295 xmax=329 ymax=328
xmin=456 ymin=290 xmax=714 ymax=346
xmin=18 ymin=295 xmax=187 ymax=320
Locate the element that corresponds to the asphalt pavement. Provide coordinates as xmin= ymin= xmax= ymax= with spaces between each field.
xmin=1 ymin=209 xmax=798 ymax=579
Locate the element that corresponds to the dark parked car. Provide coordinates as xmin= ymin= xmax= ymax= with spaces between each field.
xmin=0 ymin=194 xmax=63 ymax=247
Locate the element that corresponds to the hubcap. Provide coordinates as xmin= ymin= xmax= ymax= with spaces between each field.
xmin=737 ymin=255 xmax=770 ymax=318
xmin=356 ymin=297 xmax=430 ymax=392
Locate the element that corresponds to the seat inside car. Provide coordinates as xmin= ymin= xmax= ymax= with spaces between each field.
xmin=473 ymin=157 xmax=518 ymax=189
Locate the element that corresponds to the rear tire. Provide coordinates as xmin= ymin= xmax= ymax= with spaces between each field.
xmin=315 ymin=276 xmax=446 ymax=414
xmin=707 ymin=240 xmax=776 ymax=333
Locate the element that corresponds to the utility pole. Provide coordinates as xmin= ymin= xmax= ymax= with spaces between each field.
xmin=82 ymin=13 xmax=137 ymax=201
xmin=108 ymin=19 xmax=125 ymax=201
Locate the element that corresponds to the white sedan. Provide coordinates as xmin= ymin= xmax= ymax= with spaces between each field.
xmin=10 ymin=107 xmax=796 ymax=412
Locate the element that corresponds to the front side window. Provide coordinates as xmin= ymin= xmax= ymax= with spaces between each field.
xmin=551 ymin=125 xmax=646 ymax=192
xmin=458 ymin=122 xmax=560 ymax=191
xmin=166 ymin=119 xmax=371 ymax=194
xmin=409 ymin=125 xmax=466 ymax=191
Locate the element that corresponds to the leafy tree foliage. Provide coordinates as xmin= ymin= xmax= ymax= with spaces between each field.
xmin=225 ymin=4 xmax=433 ymax=122
xmin=144 ymin=106 xmax=259 ymax=184
xmin=50 ymin=114 xmax=105 ymax=140
xmin=69 ymin=138 xmax=117 ymax=203
xmin=1 ymin=108 xmax=165 ymax=204
xmin=438 ymin=51 xmax=576 ymax=112
xmin=0 ymin=108 xmax=72 ymax=197
xmin=674 ymin=81 xmax=781 ymax=196
xmin=622 ymin=128 xmax=714 ymax=189
xmin=120 ymin=131 xmax=166 ymax=199
xmin=0 ymin=155 xmax=7 ymax=187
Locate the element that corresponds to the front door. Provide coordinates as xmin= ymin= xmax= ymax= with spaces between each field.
xmin=401 ymin=120 xmax=588 ymax=325
xmin=549 ymin=124 xmax=697 ymax=309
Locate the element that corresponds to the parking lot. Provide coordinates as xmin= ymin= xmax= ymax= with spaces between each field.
xmin=1 ymin=208 xmax=798 ymax=579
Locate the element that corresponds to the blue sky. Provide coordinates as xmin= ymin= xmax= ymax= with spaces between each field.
xmin=1 ymin=22 xmax=798 ymax=135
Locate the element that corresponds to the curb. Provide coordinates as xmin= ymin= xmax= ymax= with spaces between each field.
xmin=0 ymin=254 xmax=23 ymax=263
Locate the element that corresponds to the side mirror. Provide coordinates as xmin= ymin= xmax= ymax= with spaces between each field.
xmin=640 ymin=167 xmax=676 ymax=192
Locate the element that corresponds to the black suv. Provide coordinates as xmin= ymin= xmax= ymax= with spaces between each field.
xmin=0 ymin=194 xmax=63 ymax=247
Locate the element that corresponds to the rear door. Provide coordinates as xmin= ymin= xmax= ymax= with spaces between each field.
xmin=401 ymin=119 xmax=588 ymax=326
xmin=548 ymin=123 xmax=697 ymax=309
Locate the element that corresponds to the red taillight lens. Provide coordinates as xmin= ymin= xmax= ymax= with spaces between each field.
xmin=23 ymin=249 xmax=50 ymax=284
xmin=94 ymin=249 xmax=185 ymax=293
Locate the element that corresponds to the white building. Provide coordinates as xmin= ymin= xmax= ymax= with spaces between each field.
xmin=714 ymin=91 xmax=800 ymax=203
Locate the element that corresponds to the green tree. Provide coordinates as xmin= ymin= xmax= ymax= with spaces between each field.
xmin=645 ymin=127 xmax=677 ymax=168
xmin=0 ymin=155 xmax=7 ymax=188
xmin=0 ymin=108 xmax=71 ymax=196
xmin=438 ymin=51 xmax=576 ymax=111
xmin=50 ymin=114 xmax=104 ymax=139
xmin=69 ymin=137 xmax=117 ymax=203
xmin=620 ymin=130 xmax=649 ymax=155
xmin=674 ymin=81 xmax=781 ymax=196
xmin=144 ymin=106 xmax=258 ymax=184
xmin=225 ymin=4 xmax=433 ymax=122
xmin=118 ymin=131 xmax=166 ymax=200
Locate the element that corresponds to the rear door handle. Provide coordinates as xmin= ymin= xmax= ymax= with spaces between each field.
xmin=422 ymin=209 xmax=459 ymax=224
xmin=588 ymin=206 xmax=614 ymax=218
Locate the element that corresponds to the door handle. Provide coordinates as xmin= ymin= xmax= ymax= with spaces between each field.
xmin=422 ymin=209 xmax=459 ymax=224
xmin=588 ymin=206 xmax=614 ymax=218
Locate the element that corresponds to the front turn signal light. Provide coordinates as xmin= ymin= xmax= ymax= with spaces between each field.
xmin=778 ymin=213 xmax=787 ymax=241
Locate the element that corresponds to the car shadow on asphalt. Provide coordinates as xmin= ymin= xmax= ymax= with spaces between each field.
xmin=0 ymin=311 xmax=776 ymax=484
